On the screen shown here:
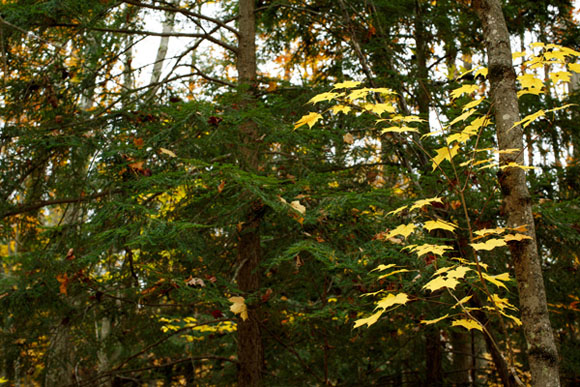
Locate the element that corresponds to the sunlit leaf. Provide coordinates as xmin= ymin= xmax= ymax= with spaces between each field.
xmin=549 ymin=71 xmax=571 ymax=84
xmin=290 ymin=200 xmax=306 ymax=215
xmin=294 ymin=112 xmax=322 ymax=129
xmin=447 ymin=266 xmax=471 ymax=280
xmin=331 ymin=105 xmax=352 ymax=114
xmin=333 ymin=80 xmax=362 ymax=89
xmin=375 ymin=293 xmax=409 ymax=310
xmin=452 ymin=318 xmax=483 ymax=332
xmin=410 ymin=197 xmax=443 ymax=211
xmin=387 ymin=204 xmax=408 ymax=216
xmin=347 ymin=88 xmax=371 ymax=101
xmin=309 ymin=92 xmax=343 ymax=104
xmin=512 ymin=109 xmax=545 ymax=129
xmin=462 ymin=98 xmax=485 ymax=111
xmin=378 ymin=269 xmax=411 ymax=279
xmin=160 ymin=148 xmax=177 ymax=157
xmin=353 ymin=310 xmax=383 ymax=328
xmin=470 ymin=238 xmax=506 ymax=251
xmin=411 ymin=244 xmax=452 ymax=257
xmin=423 ymin=219 xmax=457 ymax=233
xmin=371 ymin=263 xmax=397 ymax=272
xmin=422 ymin=276 xmax=459 ymax=292
xmin=431 ymin=144 xmax=460 ymax=171
xmin=386 ymin=223 xmax=416 ymax=239
xmin=229 ymin=296 xmax=248 ymax=321
xmin=453 ymin=295 xmax=473 ymax=308
xmin=450 ymin=84 xmax=478 ymax=99
xmin=482 ymin=272 xmax=511 ymax=290
xmin=381 ymin=126 xmax=419 ymax=134
xmin=503 ymin=233 xmax=532 ymax=242
xmin=421 ymin=314 xmax=449 ymax=325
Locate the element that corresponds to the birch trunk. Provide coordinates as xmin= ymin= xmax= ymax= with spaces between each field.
xmin=473 ymin=1 xmax=560 ymax=386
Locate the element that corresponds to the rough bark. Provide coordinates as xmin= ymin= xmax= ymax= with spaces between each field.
xmin=473 ymin=1 xmax=560 ymax=386
xmin=450 ymin=330 xmax=471 ymax=386
xmin=236 ymin=0 xmax=263 ymax=386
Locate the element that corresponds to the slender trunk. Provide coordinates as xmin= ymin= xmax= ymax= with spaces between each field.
xmin=473 ymin=1 xmax=560 ymax=386
xmin=414 ymin=0 xmax=430 ymax=125
xmin=425 ymin=327 xmax=443 ymax=386
xmin=150 ymin=3 xmax=176 ymax=88
xmin=236 ymin=1 xmax=263 ymax=386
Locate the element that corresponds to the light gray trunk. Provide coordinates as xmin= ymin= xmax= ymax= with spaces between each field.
xmin=473 ymin=1 xmax=560 ymax=386
xmin=149 ymin=4 xmax=176 ymax=88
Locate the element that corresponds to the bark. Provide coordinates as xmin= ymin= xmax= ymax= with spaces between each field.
xmin=425 ymin=327 xmax=443 ymax=386
xmin=414 ymin=0 xmax=430 ymax=125
xmin=450 ymin=330 xmax=471 ymax=386
xmin=236 ymin=0 xmax=263 ymax=386
xmin=149 ymin=2 xmax=176 ymax=88
xmin=473 ymin=1 xmax=560 ymax=386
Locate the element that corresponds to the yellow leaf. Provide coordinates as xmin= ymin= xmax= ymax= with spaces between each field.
xmin=482 ymin=272 xmax=510 ymax=290
xmin=500 ymin=162 xmax=536 ymax=171
xmin=410 ymin=197 xmax=443 ymax=212
xmin=448 ymin=109 xmax=476 ymax=127
xmin=378 ymin=269 xmax=411 ymax=279
xmin=462 ymin=98 xmax=485 ymax=111
xmin=470 ymin=238 xmax=506 ymax=251
xmin=412 ymin=244 xmax=452 ymax=257
xmin=503 ymin=233 xmax=532 ymax=242
xmin=421 ymin=314 xmax=449 ymax=325
xmin=452 ymin=318 xmax=483 ymax=332
xmin=422 ymin=276 xmax=460 ymax=292
xmin=447 ymin=266 xmax=471 ymax=280
xmin=343 ymin=133 xmax=354 ymax=144
xmin=400 ymin=115 xmax=425 ymax=123
xmin=431 ymin=144 xmax=460 ymax=171
xmin=370 ymin=87 xmax=396 ymax=95
xmin=365 ymin=103 xmax=396 ymax=115
xmin=549 ymin=71 xmax=571 ymax=84
xmin=518 ymin=73 xmax=544 ymax=90
xmin=229 ymin=296 xmax=248 ymax=321
xmin=160 ymin=148 xmax=177 ymax=158
xmin=474 ymin=67 xmax=488 ymax=78
xmin=290 ymin=200 xmax=306 ymax=215
xmin=294 ymin=112 xmax=323 ymax=130
xmin=347 ymin=88 xmax=371 ymax=101
xmin=568 ymin=63 xmax=580 ymax=73
xmin=387 ymin=204 xmax=408 ymax=216
xmin=353 ymin=310 xmax=383 ymax=328
xmin=381 ymin=126 xmax=419 ymax=134
xmin=375 ymin=293 xmax=409 ymax=310
xmin=512 ymin=51 xmax=527 ymax=60
xmin=474 ymin=227 xmax=506 ymax=238
xmin=423 ymin=219 xmax=457 ymax=233
xmin=371 ymin=263 xmax=397 ymax=272
xmin=386 ymin=223 xmax=416 ymax=239
xmin=450 ymin=84 xmax=478 ymax=99
xmin=453 ymin=295 xmax=473 ymax=308
xmin=308 ymin=92 xmax=343 ymax=104
xmin=331 ymin=105 xmax=352 ymax=114
xmin=333 ymin=80 xmax=361 ymax=89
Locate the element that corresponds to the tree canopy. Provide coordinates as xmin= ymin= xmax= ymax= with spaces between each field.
xmin=1 ymin=0 xmax=579 ymax=386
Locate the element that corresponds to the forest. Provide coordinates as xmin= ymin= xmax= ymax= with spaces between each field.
xmin=0 ymin=0 xmax=579 ymax=386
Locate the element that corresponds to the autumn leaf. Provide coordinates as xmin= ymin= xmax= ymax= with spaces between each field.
xmin=411 ymin=244 xmax=452 ymax=257
xmin=474 ymin=227 xmax=506 ymax=237
xmin=549 ymin=71 xmax=571 ymax=84
xmin=470 ymin=238 xmax=506 ymax=251
xmin=346 ymin=88 xmax=371 ymax=101
xmin=452 ymin=318 xmax=483 ymax=332
xmin=387 ymin=204 xmax=407 ymax=216
xmin=333 ymin=80 xmax=361 ymax=89
xmin=462 ymin=98 xmax=485 ymax=111
xmin=375 ymin=293 xmax=409 ymax=310
xmin=378 ymin=269 xmax=410 ymax=280
xmin=512 ymin=109 xmax=545 ymax=129
xmin=160 ymin=147 xmax=177 ymax=158
xmin=331 ymin=105 xmax=352 ymax=114
xmin=380 ymin=126 xmax=419 ymax=134
xmin=504 ymin=233 xmax=532 ymax=242
xmin=371 ymin=263 xmax=397 ymax=272
xmin=308 ymin=92 xmax=343 ymax=104
xmin=421 ymin=314 xmax=449 ymax=325
xmin=423 ymin=219 xmax=457 ymax=233
xmin=343 ymin=133 xmax=354 ymax=144
xmin=453 ymin=295 xmax=473 ymax=308
xmin=568 ymin=63 xmax=580 ymax=73
xmin=482 ymin=272 xmax=510 ymax=290
xmin=422 ymin=276 xmax=459 ymax=292
xmin=450 ymin=84 xmax=478 ymax=99
xmin=447 ymin=108 xmax=475 ymax=127
xmin=386 ymin=223 xmax=416 ymax=239
xmin=447 ymin=266 xmax=471 ymax=280
xmin=353 ymin=310 xmax=383 ymax=328
xmin=409 ymin=197 xmax=443 ymax=211
xmin=364 ymin=103 xmax=395 ymax=115
xmin=294 ymin=112 xmax=322 ymax=129
xmin=229 ymin=296 xmax=248 ymax=321
xmin=431 ymin=144 xmax=460 ymax=171
xmin=290 ymin=200 xmax=306 ymax=215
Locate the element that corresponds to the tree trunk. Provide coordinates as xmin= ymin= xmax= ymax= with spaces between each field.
xmin=473 ymin=1 xmax=560 ymax=386
xmin=425 ymin=327 xmax=443 ymax=386
xmin=149 ymin=2 xmax=176 ymax=88
xmin=236 ymin=0 xmax=263 ymax=386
